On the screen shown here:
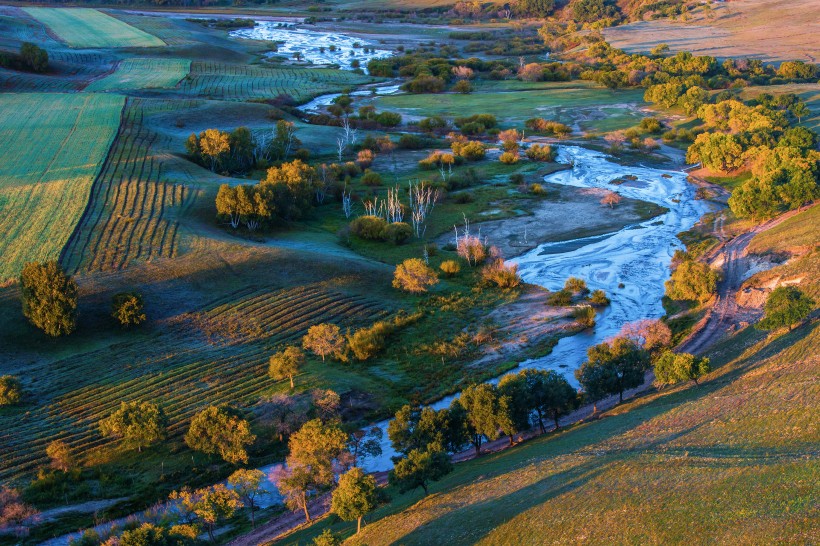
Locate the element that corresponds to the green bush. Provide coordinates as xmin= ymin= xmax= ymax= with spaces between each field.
xmin=548 ymin=289 xmax=573 ymax=306
xmin=360 ymin=169 xmax=383 ymax=186
xmin=382 ymin=222 xmax=413 ymax=244
xmin=0 ymin=375 xmax=23 ymax=406
xmin=350 ymin=215 xmax=388 ymax=240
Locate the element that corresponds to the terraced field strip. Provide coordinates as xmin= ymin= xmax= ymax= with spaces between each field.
xmin=109 ymin=12 xmax=197 ymax=46
xmin=0 ymin=67 xmax=85 ymax=92
xmin=0 ymin=93 xmax=124 ymax=281
xmin=61 ymin=98 xmax=192 ymax=274
xmin=0 ymin=284 xmax=385 ymax=478
xmin=177 ymin=61 xmax=373 ymax=103
xmin=0 ymin=6 xmax=59 ymax=49
xmin=23 ymin=7 xmax=165 ymax=48
xmin=85 ymin=58 xmax=191 ymax=92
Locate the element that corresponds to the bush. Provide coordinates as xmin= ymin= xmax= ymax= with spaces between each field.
xmin=654 ymin=351 xmax=711 ymax=386
xmin=382 ymin=222 xmax=413 ymax=245
xmin=0 ymin=375 xmax=23 ymax=406
xmin=398 ymin=134 xmax=425 ymax=149
xmin=665 ymin=260 xmax=719 ymax=303
xmin=547 ymin=289 xmax=573 ymax=306
xmin=639 ymin=117 xmax=663 ymax=133
xmin=419 ymin=116 xmax=448 ymax=133
xmin=376 ymin=111 xmax=402 ymax=127
xmin=589 ymin=289 xmax=610 ymax=306
xmin=350 ymin=215 xmax=388 ymax=240
xmin=393 ymin=258 xmax=439 ymax=293
xmin=20 ymin=261 xmax=78 ymax=337
xmin=756 ymin=286 xmax=814 ymax=331
xmin=360 ymin=169 xmax=383 ymax=186
xmin=356 ymin=149 xmax=375 ymax=168
xmin=499 ymin=151 xmax=519 ymax=164
xmin=564 ymin=277 xmax=589 ymax=294
xmin=404 ymin=75 xmax=446 ymax=93
xmin=572 ymin=305 xmax=596 ymax=328
xmin=453 ymin=79 xmax=472 ymax=93
xmin=481 ymin=259 xmax=521 ymax=288
xmin=530 ymin=183 xmax=547 ymax=195
xmin=112 ymin=292 xmax=146 ymax=328
xmin=451 ymin=140 xmax=485 ymax=160
xmin=439 ymin=260 xmax=461 ymax=277
xmin=525 ymin=144 xmax=556 ymax=162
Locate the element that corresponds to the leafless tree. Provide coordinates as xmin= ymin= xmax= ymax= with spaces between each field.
xmin=342 ymin=184 xmax=353 ymax=218
xmin=408 ymin=179 xmax=440 ymax=237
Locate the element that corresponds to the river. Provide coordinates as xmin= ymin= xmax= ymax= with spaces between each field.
xmin=45 ymin=146 xmax=713 ymax=544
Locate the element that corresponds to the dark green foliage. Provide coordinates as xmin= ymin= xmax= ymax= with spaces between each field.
xmin=519 ymin=0 xmax=556 ymax=16
xmin=20 ymin=42 xmax=48 ymax=73
xmin=382 ymin=222 xmax=413 ymax=245
xmin=665 ymin=260 xmax=719 ymax=303
xmin=575 ymin=337 xmax=650 ymax=406
xmin=20 ymin=261 xmax=78 ymax=337
xmin=547 ymin=289 xmax=573 ymax=306
xmin=112 ymin=292 xmax=146 ymax=328
xmin=375 ymin=111 xmax=402 ymax=127
xmin=388 ymin=404 xmax=469 ymax=456
xmin=350 ymin=215 xmax=388 ymax=240
xmin=458 ymin=383 xmax=503 ymax=455
xmin=100 ymin=401 xmax=168 ymax=452
xmin=757 ymin=286 xmax=814 ymax=331
xmin=389 ymin=448 xmax=452 ymax=495
xmin=0 ymin=375 xmax=23 ymax=406
xmin=185 ymin=405 xmax=255 ymax=464
xmin=654 ymin=351 xmax=711 ymax=386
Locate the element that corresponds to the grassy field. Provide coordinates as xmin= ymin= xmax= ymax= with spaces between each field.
xmin=23 ymin=7 xmax=165 ymax=48
xmin=0 ymin=93 xmax=124 ymax=282
xmin=61 ymin=98 xmax=195 ymax=275
xmin=85 ymin=58 xmax=191 ymax=92
xmin=367 ymin=81 xmax=646 ymax=133
xmin=176 ymin=62 xmax=374 ymax=102
xmin=604 ymin=0 xmax=820 ymax=62
xmin=748 ymin=205 xmax=820 ymax=256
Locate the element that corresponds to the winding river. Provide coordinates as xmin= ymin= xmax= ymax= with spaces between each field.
xmin=46 ymin=147 xmax=713 ymax=544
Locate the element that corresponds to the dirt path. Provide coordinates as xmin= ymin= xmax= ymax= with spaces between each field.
xmin=677 ymin=210 xmax=800 ymax=355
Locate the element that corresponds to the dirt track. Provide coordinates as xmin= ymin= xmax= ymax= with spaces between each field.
xmin=677 ymin=210 xmax=799 ymax=355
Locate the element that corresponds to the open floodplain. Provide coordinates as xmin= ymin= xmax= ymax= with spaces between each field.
xmin=0 ymin=2 xmax=818 ymax=545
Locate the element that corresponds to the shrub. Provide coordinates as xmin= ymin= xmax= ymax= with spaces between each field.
xmin=393 ymin=259 xmax=439 ymax=293
xmin=20 ymin=261 xmax=77 ymax=337
xmin=0 ymin=376 xmax=23 ymax=406
xmin=439 ymin=260 xmax=461 ymax=277
xmin=564 ymin=277 xmax=589 ymax=295
xmin=530 ymin=183 xmax=547 ymax=195
xmin=382 ymin=222 xmax=413 ymax=245
xmin=453 ymin=79 xmax=472 ymax=93
xmin=419 ymin=116 xmax=448 ymax=133
xmin=356 ymin=149 xmax=374 ymax=168
xmin=589 ymin=289 xmax=610 ymax=306
xmin=499 ymin=151 xmax=519 ymax=164
xmin=665 ymin=260 xmax=719 ymax=303
xmin=360 ymin=169 xmax=383 ymax=186
xmin=111 ymin=292 xmax=146 ymax=328
xmin=451 ymin=140 xmax=486 ymax=160
xmin=572 ymin=305 xmax=596 ymax=328
xmin=756 ymin=286 xmax=814 ymax=331
xmin=457 ymin=235 xmax=488 ymax=266
xmin=639 ymin=117 xmax=663 ymax=133
xmin=525 ymin=144 xmax=556 ymax=162
xmin=404 ymin=75 xmax=446 ymax=93
xmin=398 ymin=134 xmax=424 ymax=149
xmin=376 ymin=111 xmax=402 ymax=127
xmin=547 ymin=289 xmax=573 ymax=306
xmin=350 ymin=215 xmax=388 ymax=240
xmin=481 ymin=259 xmax=521 ymax=288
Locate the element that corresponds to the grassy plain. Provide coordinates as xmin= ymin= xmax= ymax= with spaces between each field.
xmin=85 ymin=58 xmax=191 ymax=92
xmin=23 ymin=8 xmax=165 ymax=48
xmin=368 ymin=81 xmax=646 ymax=133
xmin=0 ymin=93 xmax=124 ymax=281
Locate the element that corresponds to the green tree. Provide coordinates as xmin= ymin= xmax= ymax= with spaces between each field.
xmin=112 ymin=292 xmax=146 ymax=328
xmin=686 ymin=132 xmax=744 ymax=173
xmin=497 ymin=373 xmax=531 ymax=444
xmin=302 ymin=323 xmax=345 ymax=361
xmin=0 ymin=376 xmax=22 ymax=406
xmin=388 ymin=448 xmax=452 ymax=495
xmin=170 ymin=484 xmax=243 ymax=542
xmin=458 ymin=383 xmax=502 ymax=455
xmin=331 ymin=467 xmax=379 ymax=534
xmin=348 ymin=427 xmax=383 ymax=468
xmin=388 ymin=405 xmax=467 ymax=456
xmin=576 ymin=337 xmax=650 ymax=408
xmin=312 ymin=529 xmax=341 ymax=546
xmin=100 ymin=401 xmax=167 ymax=452
xmin=757 ymin=286 xmax=814 ymax=331
xmin=228 ymin=469 xmax=266 ymax=528
xmin=273 ymin=419 xmax=348 ymax=522
xmin=527 ymin=369 xmax=579 ymax=431
xmin=20 ymin=261 xmax=78 ymax=337
xmin=46 ymin=440 xmax=75 ymax=472
xmin=269 ymin=346 xmax=305 ymax=389
xmin=392 ymin=258 xmax=439 ymax=293
xmin=20 ymin=42 xmax=48 ymax=72
xmin=654 ymin=351 xmax=711 ymax=387
xmin=520 ymin=0 xmax=555 ymax=16
xmin=185 ymin=406 xmax=255 ymax=464
xmin=665 ymin=260 xmax=719 ymax=303
xmin=789 ymin=102 xmax=810 ymax=124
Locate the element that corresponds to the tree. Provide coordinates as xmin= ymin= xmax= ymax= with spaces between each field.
xmin=331 ymin=467 xmax=379 ymax=534
xmin=530 ymin=370 xmax=579 ymax=430
xmin=789 ymin=102 xmax=810 ymax=124
xmin=348 ymin=427 xmax=383 ymax=468
xmin=20 ymin=42 xmax=47 ymax=72
xmin=273 ymin=419 xmax=347 ymax=522
xmin=199 ymin=128 xmax=230 ymax=172
xmin=268 ymin=120 xmax=301 ymax=161
xmin=389 ymin=448 xmax=452 ymax=495
xmin=256 ymin=393 xmax=310 ymax=442
xmin=0 ymin=486 xmax=38 ymax=535
xmin=302 ymin=324 xmax=345 ymax=362
xmin=575 ymin=355 xmax=616 ymax=413
xmin=269 ymin=346 xmax=305 ymax=389
xmin=620 ymin=318 xmax=672 ymax=353
xmin=20 ymin=261 xmax=78 ymax=337
xmin=665 ymin=260 xmax=719 ymax=303
xmin=228 ymin=469 xmax=266 ymax=528
xmin=392 ymin=258 xmax=439 ymax=293
xmin=46 ymin=440 xmax=75 ymax=472
xmin=117 ymin=523 xmax=196 ymax=546
xmin=0 ymin=376 xmax=22 ymax=406
xmin=686 ymin=132 xmax=744 ymax=173
xmin=111 ymin=292 xmax=146 ymax=328
xmin=497 ymin=374 xmax=531 ymax=445
xmin=313 ymin=529 xmax=342 ymax=546
xmin=170 ymin=484 xmax=243 ymax=542
xmin=600 ymin=191 xmax=622 ymax=208
xmin=185 ymin=405 xmax=255 ymax=464
xmin=100 ymin=401 xmax=167 ymax=452
xmin=577 ymin=337 xmax=650 ymax=405
xmin=654 ymin=351 xmax=711 ymax=387
xmin=458 ymin=383 xmax=502 ymax=456
xmin=757 ymin=286 xmax=814 ymax=331
xmin=520 ymin=0 xmax=555 ymax=16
